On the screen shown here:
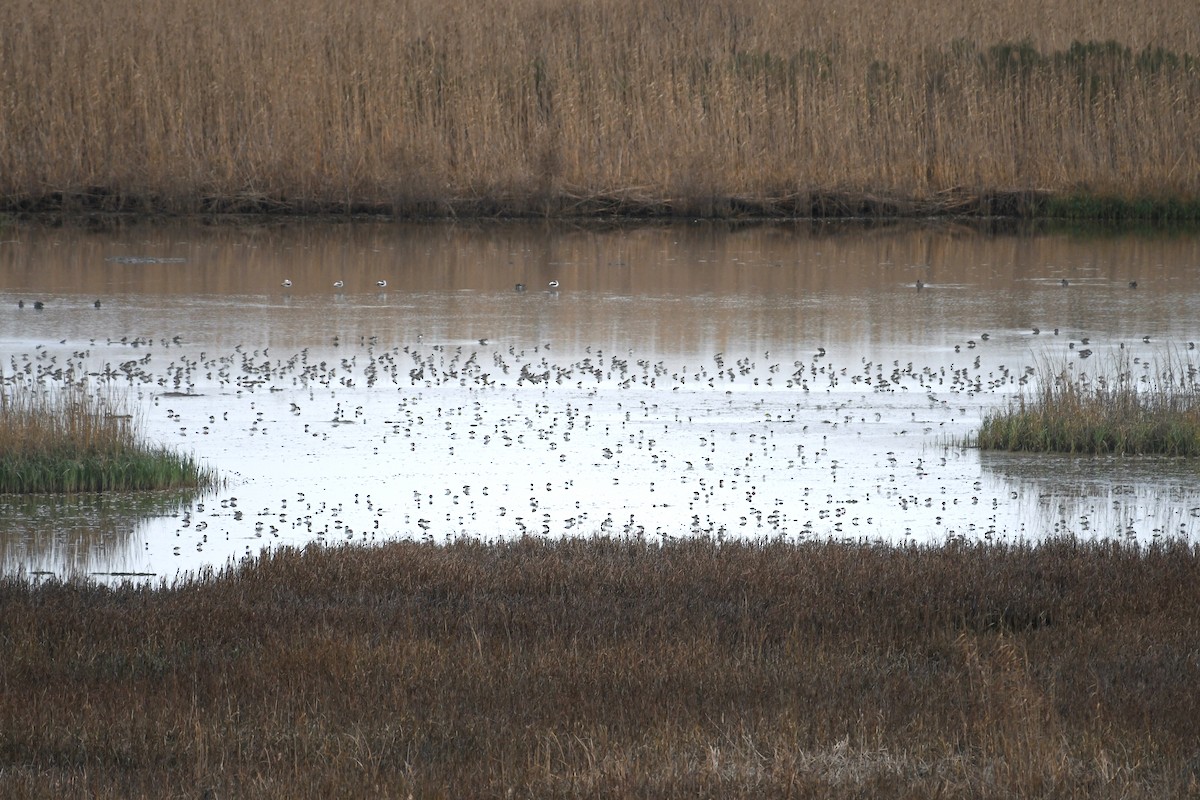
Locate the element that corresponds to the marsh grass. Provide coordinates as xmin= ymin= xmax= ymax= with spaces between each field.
xmin=973 ymin=351 xmax=1200 ymax=455
xmin=1 ymin=0 xmax=1197 ymax=218
xmin=0 ymin=383 xmax=214 ymax=492
xmin=1 ymin=536 xmax=1198 ymax=798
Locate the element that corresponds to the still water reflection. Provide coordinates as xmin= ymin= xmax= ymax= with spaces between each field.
xmin=1 ymin=220 xmax=1198 ymax=580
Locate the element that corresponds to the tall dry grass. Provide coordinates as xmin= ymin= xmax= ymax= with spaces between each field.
xmin=0 ymin=382 xmax=214 ymax=492
xmin=974 ymin=351 xmax=1200 ymax=454
xmin=2 ymin=537 xmax=1199 ymax=797
xmin=1 ymin=0 xmax=1197 ymax=216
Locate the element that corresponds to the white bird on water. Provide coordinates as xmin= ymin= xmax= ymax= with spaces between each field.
xmin=377 ymin=280 xmax=388 ymax=288
xmin=548 ymin=280 xmax=560 ymax=288
xmin=281 ymin=279 xmax=293 ymax=287
xmin=333 ymin=280 xmax=344 ymax=289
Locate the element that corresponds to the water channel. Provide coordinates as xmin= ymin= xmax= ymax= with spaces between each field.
xmin=2 ymin=219 xmax=1198 ymax=581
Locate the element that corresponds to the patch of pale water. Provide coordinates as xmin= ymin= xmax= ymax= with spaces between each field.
xmin=1 ymin=220 xmax=1199 ymax=581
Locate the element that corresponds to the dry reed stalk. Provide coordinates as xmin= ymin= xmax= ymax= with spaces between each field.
xmin=1 ymin=537 xmax=1198 ymax=797
xmin=0 ymin=381 xmax=214 ymax=492
xmin=1 ymin=0 xmax=1196 ymax=216
xmin=974 ymin=350 xmax=1200 ymax=454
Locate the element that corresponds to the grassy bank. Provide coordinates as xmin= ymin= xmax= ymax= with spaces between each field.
xmin=2 ymin=536 xmax=1198 ymax=798
xmin=0 ymin=383 xmax=214 ymax=492
xmin=1 ymin=0 xmax=1198 ymax=219
xmin=974 ymin=353 xmax=1200 ymax=454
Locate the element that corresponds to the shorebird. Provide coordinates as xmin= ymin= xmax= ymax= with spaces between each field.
xmin=548 ymin=280 xmax=560 ymax=288
xmin=93 ymin=299 xmax=101 ymax=309
xmin=1061 ymin=278 xmax=1069 ymax=287
xmin=33 ymin=301 xmax=44 ymax=310
xmin=376 ymin=280 xmax=388 ymax=288
xmin=282 ymin=279 xmax=293 ymax=287
xmin=1129 ymin=281 xmax=1138 ymax=289
xmin=515 ymin=283 xmax=526 ymax=292
xmin=333 ymin=280 xmax=344 ymax=289
xmin=915 ymin=280 xmax=924 ymax=291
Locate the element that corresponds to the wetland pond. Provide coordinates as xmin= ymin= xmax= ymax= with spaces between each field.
xmin=2 ymin=220 xmax=1199 ymax=581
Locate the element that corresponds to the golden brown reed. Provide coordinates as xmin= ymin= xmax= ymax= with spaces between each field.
xmin=1 ymin=0 xmax=1197 ymax=216
xmin=974 ymin=351 xmax=1200 ymax=455
xmin=0 ymin=382 xmax=213 ymax=492
xmin=2 ymin=536 xmax=1199 ymax=797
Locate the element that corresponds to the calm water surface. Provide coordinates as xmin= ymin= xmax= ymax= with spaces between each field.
xmin=2 ymin=220 xmax=1199 ymax=581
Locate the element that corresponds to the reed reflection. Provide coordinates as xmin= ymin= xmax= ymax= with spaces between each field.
xmin=0 ymin=490 xmax=202 ymax=579
xmin=979 ymin=452 xmax=1200 ymax=542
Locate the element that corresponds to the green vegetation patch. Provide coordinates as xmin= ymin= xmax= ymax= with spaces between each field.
xmin=0 ymin=382 xmax=214 ymax=493
xmin=973 ymin=352 xmax=1200 ymax=455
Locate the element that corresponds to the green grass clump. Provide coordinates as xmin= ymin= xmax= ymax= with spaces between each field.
xmin=0 ymin=382 xmax=214 ymax=493
xmin=974 ymin=352 xmax=1200 ymax=455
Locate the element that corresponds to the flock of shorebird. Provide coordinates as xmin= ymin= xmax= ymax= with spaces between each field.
xmin=19 ymin=275 xmax=1146 ymax=307
xmin=12 ymin=279 xmax=565 ymax=312
xmin=281 ymin=279 xmax=561 ymax=291
xmin=282 ymin=279 xmax=388 ymax=288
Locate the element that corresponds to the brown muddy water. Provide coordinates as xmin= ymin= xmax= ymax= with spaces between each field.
xmin=2 ymin=220 xmax=1199 ymax=581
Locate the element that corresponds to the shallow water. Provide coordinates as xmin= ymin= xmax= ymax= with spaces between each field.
xmin=2 ymin=219 xmax=1199 ymax=581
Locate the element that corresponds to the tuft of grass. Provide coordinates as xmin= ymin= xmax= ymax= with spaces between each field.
xmin=972 ymin=351 xmax=1200 ymax=454
xmin=0 ymin=382 xmax=215 ymax=493
xmin=1 ymin=535 xmax=1199 ymax=798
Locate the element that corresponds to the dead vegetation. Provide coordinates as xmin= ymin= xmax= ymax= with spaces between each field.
xmin=2 ymin=536 xmax=1198 ymax=797
xmin=1 ymin=0 xmax=1197 ymax=217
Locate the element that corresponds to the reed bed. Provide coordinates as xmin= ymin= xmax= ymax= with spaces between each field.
xmin=1 ymin=0 xmax=1198 ymax=218
xmin=1 ymin=536 xmax=1198 ymax=798
xmin=974 ymin=352 xmax=1200 ymax=455
xmin=0 ymin=382 xmax=214 ymax=492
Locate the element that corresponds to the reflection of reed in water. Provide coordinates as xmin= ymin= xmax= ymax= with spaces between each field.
xmin=979 ymin=452 xmax=1200 ymax=542
xmin=0 ymin=490 xmax=200 ymax=578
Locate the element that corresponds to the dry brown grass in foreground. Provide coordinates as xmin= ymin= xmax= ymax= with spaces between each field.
xmin=2 ymin=536 xmax=1199 ymax=798
xmin=1 ymin=0 xmax=1198 ymax=216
